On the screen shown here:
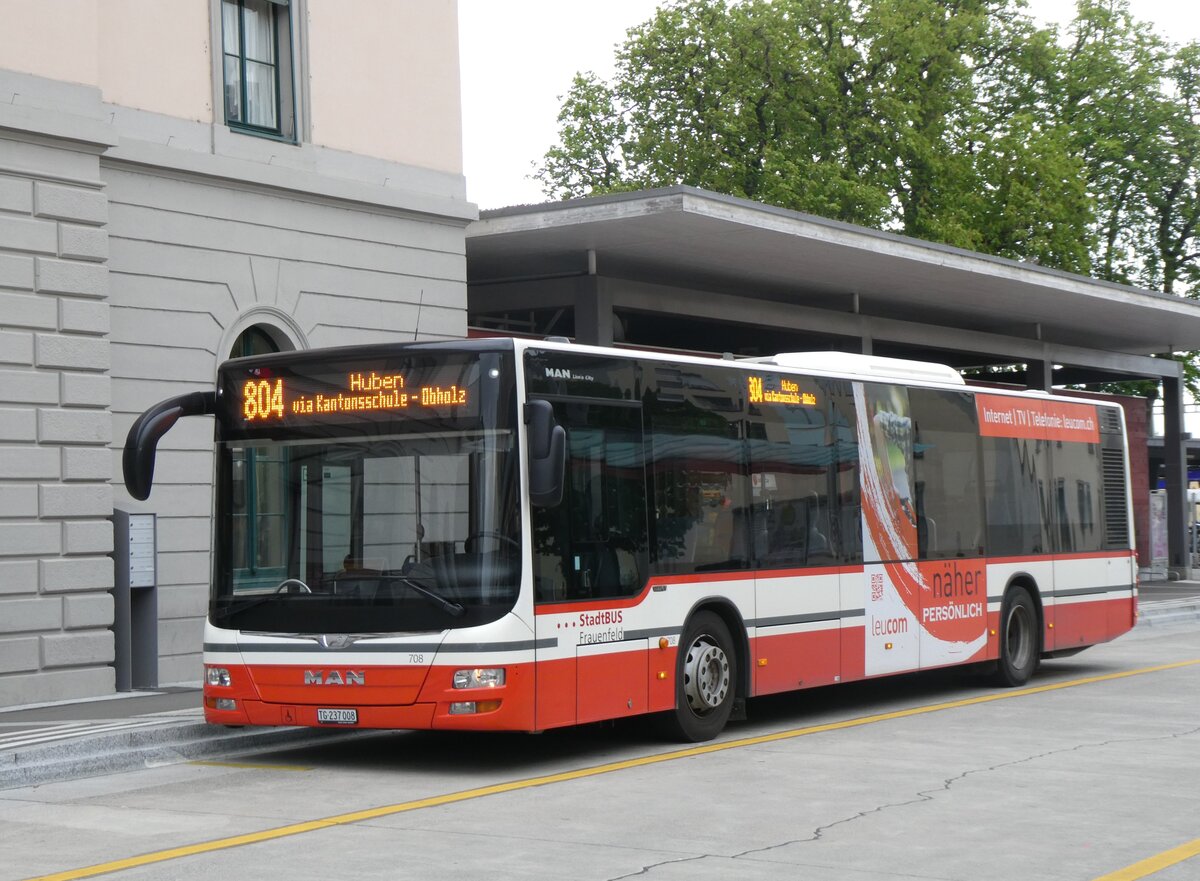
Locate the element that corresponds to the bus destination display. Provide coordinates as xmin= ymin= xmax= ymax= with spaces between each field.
xmin=747 ymin=374 xmax=817 ymax=407
xmin=238 ymin=367 xmax=474 ymax=424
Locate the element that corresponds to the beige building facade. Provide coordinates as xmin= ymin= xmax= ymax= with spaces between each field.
xmin=0 ymin=0 xmax=474 ymax=706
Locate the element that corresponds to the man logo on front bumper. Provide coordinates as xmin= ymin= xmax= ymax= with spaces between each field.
xmin=303 ymin=670 xmax=365 ymax=685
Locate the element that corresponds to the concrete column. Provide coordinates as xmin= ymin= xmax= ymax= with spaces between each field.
xmin=1161 ymin=373 xmax=1189 ymax=576
xmin=1026 ymin=358 xmax=1053 ymax=392
xmin=574 ymin=276 xmax=614 ymax=346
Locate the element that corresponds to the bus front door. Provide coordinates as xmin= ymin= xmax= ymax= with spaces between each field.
xmin=531 ymin=398 xmax=649 ymax=730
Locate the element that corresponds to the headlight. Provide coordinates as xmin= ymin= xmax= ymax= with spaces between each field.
xmin=206 ymin=666 xmax=232 ymax=687
xmin=453 ymin=668 xmax=505 ymax=689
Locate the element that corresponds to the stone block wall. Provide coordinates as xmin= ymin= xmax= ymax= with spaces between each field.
xmin=0 ymin=90 xmax=117 ymax=706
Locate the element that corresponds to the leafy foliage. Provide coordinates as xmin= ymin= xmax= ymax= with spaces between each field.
xmin=536 ymin=0 xmax=1200 ymax=397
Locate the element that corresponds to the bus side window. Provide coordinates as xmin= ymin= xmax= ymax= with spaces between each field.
xmin=645 ymin=366 xmax=747 ymax=576
xmin=909 ymin=389 xmax=985 ymax=559
xmin=1052 ymin=440 xmax=1104 ymax=554
xmin=981 ymin=435 xmax=1053 ymax=556
xmin=826 ymin=380 xmax=862 ymax=564
xmin=746 ymin=373 xmax=835 ymax=569
xmin=531 ymin=401 xmax=648 ymax=603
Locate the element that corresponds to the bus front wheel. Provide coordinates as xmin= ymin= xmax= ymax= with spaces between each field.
xmin=994 ymin=586 xmax=1040 ymax=687
xmin=659 ymin=611 xmax=736 ymax=742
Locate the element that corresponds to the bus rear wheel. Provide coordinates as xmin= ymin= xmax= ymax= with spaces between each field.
xmin=658 ymin=611 xmax=736 ymax=742
xmin=994 ymin=586 xmax=1039 ymax=687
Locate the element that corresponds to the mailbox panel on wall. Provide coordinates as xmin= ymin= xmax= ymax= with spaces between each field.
xmin=112 ymin=509 xmax=159 ymax=690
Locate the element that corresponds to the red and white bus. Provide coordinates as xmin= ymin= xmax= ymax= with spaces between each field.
xmin=124 ymin=338 xmax=1137 ymax=741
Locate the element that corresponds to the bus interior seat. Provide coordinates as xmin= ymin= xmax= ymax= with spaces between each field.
xmin=590 ymin=545 xmax=621 ymax=591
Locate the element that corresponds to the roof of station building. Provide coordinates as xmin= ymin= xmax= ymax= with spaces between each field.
xmin=467 ymin=186 xmax=1200 ymax=360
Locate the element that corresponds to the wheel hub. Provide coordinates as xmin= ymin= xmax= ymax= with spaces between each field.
xmin=683 ymin=637 xmax=730 ymax=713
xmin=1006 ymin=605 xmax=1032 ymax=668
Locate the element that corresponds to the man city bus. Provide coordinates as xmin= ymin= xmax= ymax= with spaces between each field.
xmin=124 ymin=338 xmax=1137 ymax=741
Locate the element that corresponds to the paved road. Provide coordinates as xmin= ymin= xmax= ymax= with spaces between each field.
xmin=5 ymin=618 xmax=1199 ymax=881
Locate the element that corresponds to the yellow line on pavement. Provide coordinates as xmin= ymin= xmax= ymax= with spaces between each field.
xmin=23 ymin=658 xmax=1200 ymax=881
xmin=1090 ymin=837 xmax=1200 ymax=880
xmin=186 ymin=761 xmax=311 ymax=772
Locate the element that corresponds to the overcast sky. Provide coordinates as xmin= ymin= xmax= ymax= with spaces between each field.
xmin=459 ymin=0 xmax=1200 ymax=210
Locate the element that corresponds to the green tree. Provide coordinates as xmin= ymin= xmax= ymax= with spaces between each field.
xmin=966 ymin=117 xmax=1093 ymax=271
xmin=539 ymin=73 xmax=637 ymax=196
xmin=538 ymin=0 xmax=1094 ymax=269
xmin=536 ymin=0 xmax=1200 ymax=396
xmin=1055 ymin=0 xmax=1171 ymax=286
xmin=1145 ymin=43 xmax=1200 ymax=295
xmin=959 ymin=4 xmax=1095 ymax=270
xmin=537 ymin=0 xmax=895 ymax=225
xmin=1051 ymin=3 xmax=1200 ymax=396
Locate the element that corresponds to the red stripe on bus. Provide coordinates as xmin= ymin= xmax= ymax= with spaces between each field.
xmin=532 ymin=570 xmax=747 ymax=616
xmin=534 ymin=565 xmax=864 ymax=615
xmin=532 ymin=552 xmax=1134 ymax=616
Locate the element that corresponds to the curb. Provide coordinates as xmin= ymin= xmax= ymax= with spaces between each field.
xmin=1137 ymin=599 xmax=1200 ymax=627
xmin=0 ymin=721 xmax=372 ymax=791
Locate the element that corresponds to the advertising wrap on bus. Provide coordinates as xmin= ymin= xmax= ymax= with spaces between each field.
xmin=975 ymin=393 xmax=1100 ymax=444
xmin=122 ymin=339 xmax=1137 ymax=742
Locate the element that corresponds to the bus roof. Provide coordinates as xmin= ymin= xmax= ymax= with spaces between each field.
xmin=744 ymin=352 xmax=966 ymax=386
xmin=511 ymin=337 xmax=1123 ymax=409
xmin=218 ymin=336 xmax=1121 ymax=410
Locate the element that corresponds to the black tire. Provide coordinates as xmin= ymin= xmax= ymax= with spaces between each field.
xmin=994 ymin=586 xmax=1040 ymax=687
xmin=657 ymin=611 xmax=737 ymax=742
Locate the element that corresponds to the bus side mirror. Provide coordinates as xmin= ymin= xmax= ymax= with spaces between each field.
xmin=525 ymin=399 xmax=565 ymax=507
xmin=123 ymin=391 xmax=216 ymax=501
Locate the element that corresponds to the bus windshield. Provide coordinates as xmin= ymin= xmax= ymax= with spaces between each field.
xmin=210 ymin=348 xmax=520 ymax=633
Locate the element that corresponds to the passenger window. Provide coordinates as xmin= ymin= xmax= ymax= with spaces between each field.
xmin=1052 ymin=440 xmax=1104 ymax=553
xmin=645 ymin=367 xmax=748 ymax=575
xmin=827 ymin=380 xmax=862 ymax=563
xmin=746 ymin=373 xmax=835 ymax=568
xmin=909 ymin=389 xmax=985 ymax=559
xmin=981 ymin=435 xmax=1054 ymax=556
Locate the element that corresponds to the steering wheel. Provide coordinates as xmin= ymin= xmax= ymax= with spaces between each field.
xmin=275 ymin=578 xmax=312 ymax=594
xmin=466 ymin=531 xmax=520 ymax=551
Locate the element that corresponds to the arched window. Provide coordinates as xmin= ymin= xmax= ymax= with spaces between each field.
xmin=229 ymin=326 xmax=287 ymax=585
xmin=232 ymin=325 xmax=280 ymax=358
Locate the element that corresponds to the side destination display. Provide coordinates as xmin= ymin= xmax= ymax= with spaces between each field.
xmin=747 ymin=373 xmax=818 ymax=407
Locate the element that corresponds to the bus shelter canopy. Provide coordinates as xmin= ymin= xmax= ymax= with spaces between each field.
xmin=466 ymin=186 xmax=1200 ymax=384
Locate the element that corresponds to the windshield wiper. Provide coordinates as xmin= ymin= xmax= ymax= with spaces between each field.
xmin=380 ymin=574 xmax=466 ymax=618
xmin=212 ymin=578 xmax=313 ymax=621
xmin=215 ymin=574 xmax=466 ymax=621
